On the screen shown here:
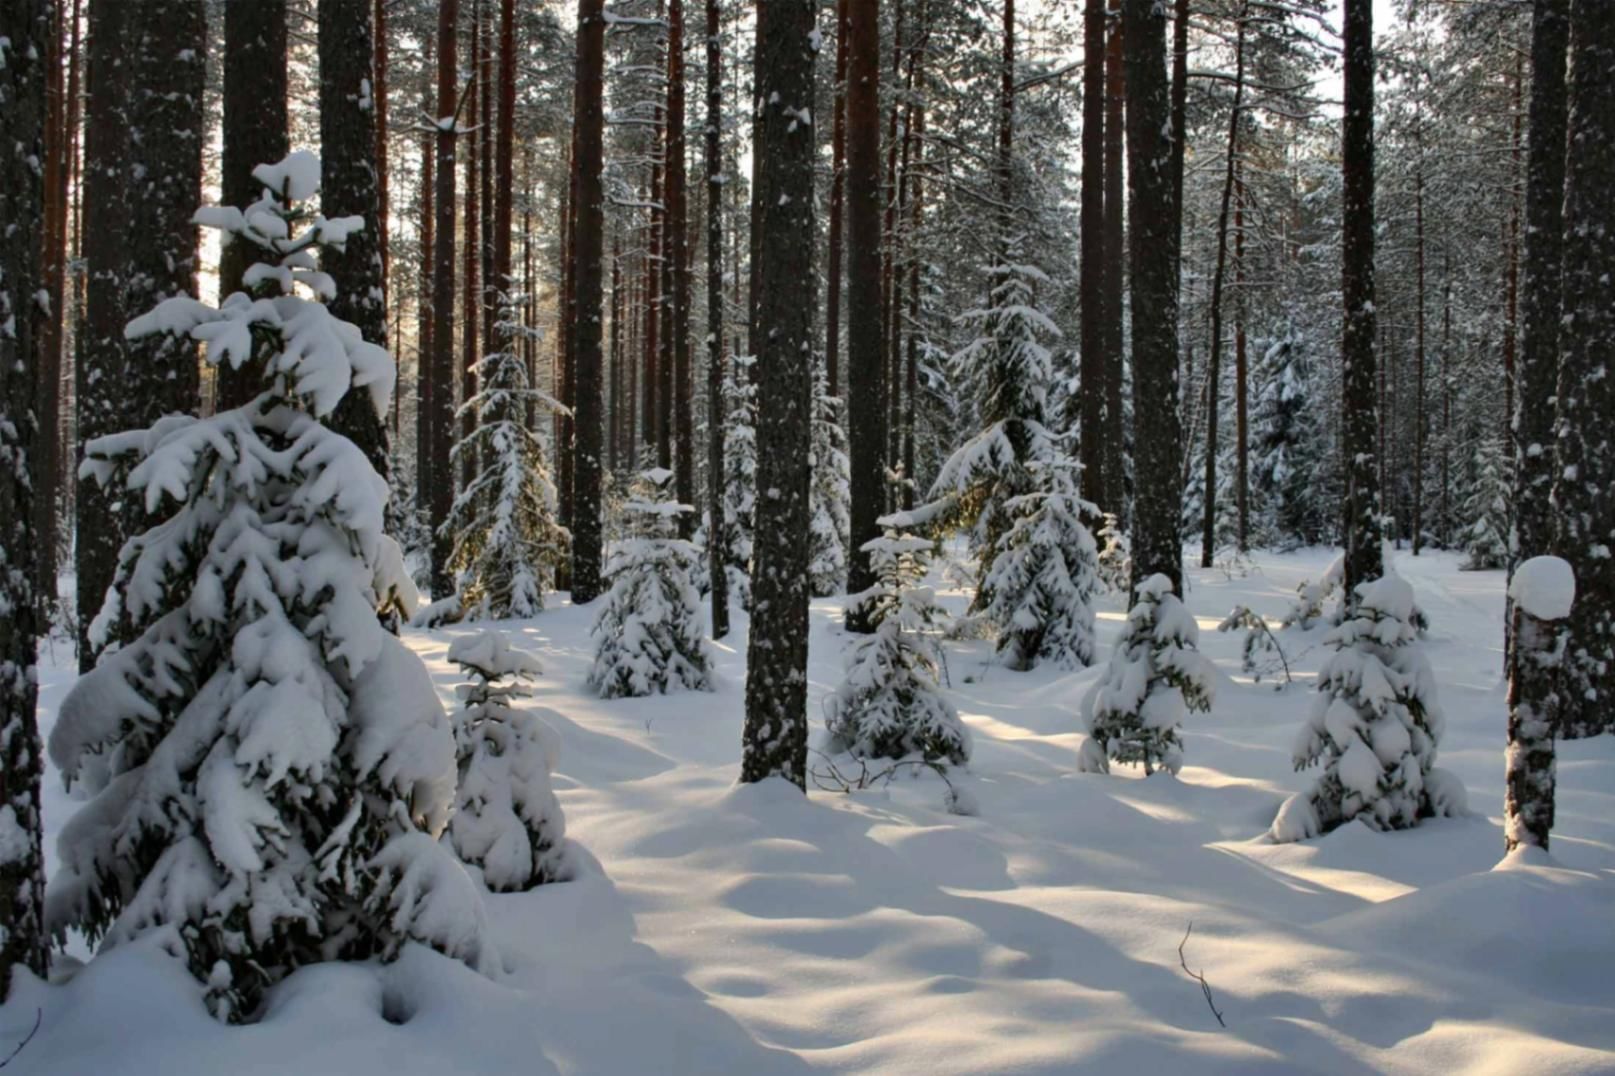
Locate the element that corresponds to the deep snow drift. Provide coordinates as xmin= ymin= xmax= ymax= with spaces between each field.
xmin=5 ymin=548 xmax=1613 ymax=1074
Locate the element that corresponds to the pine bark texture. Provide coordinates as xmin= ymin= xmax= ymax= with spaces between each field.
xmin=319 ymin=0 xmax=389 ymax=475
xmin=1340 ymin=0 xmax=1382 ymax=599
xmin=705 ymin=0 xmax=730 ymax=640
xmin=741 ymin=0 xmax=817 ymax=789
xmin=1552 ymin=0 xmax=1615 ymax=738
xmin=1505 ymin=598 xmax=1565 ymax=852
xmin=826 ymin=0 xmax=849 ymax=394
xmin=1122 ymin=0 xmax=1182 ymax=595
xmin=569 ymin=0 xmax=607 ymax=603
xmin=217 ymin=0 xmax=288 ymax=410
xmin=844 ymin=0 xmax=886 ymax=632
xmin=0 ymin=0 xmax=51 ymax=1000
xmin=429 ymin=0 xmax=460 ymax=598
xmin=667 ymin=0 xmax=695 ymax=528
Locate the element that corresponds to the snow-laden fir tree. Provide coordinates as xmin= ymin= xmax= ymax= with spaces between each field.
xmin=47 ymin=155 xmax=494 ymax=1022
xmin=588 ymin=468 xmax=713 ymax=698
xmin=444 ymin=293 xmax=569 ymax=618
xmin=1459 ymin=430 xmax=1511 ymax=570
xmin=1270 ymin=573 xmax=1466 ymax=841
xmin=825 ymin=523 xmax=971 ymax=766
xmin=721 ymin=353 xmax=756 ymax=608
xmin=448 ymin=630 xmax=567 ymax=890
xmin=1079 ymin=574 xmax=1217 ymax=776
xmin=976 ymin=458 xmax=1101 ymax=670
xmin=1095 ymin=512 xmax=1131 ymax=594
xmin=915 ymin=242 xmax=1098 ymax=668
xmin=808 ymin=360 xmax=850 ymax=597
xmin=1250 ymin=327 xmax=1327 ymax=548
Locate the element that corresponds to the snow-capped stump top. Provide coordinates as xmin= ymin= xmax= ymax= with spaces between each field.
xmin=49 ymin=158 xmax=493 ymax=1022
xmin=1270 ymin=572 xmax=1466 ymax=842
xmin=1509 ymin=556 xmax=1576 ymax=622
xmin=1080 ymin=573 xmax=1216 ymax=776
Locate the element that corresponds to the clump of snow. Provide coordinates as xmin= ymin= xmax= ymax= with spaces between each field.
xmin=1509 ymin=555 xmax=1576 ymax=622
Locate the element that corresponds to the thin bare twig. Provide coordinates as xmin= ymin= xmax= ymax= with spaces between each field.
xmin=1178 ymin=923 xmax=1227 ymax=1028
xmin=0 ymin=1009 xmax=42 ymax=1070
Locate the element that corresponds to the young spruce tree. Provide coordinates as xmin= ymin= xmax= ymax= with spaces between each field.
xmin=47 ymin=157 xmax=494 ymax=1022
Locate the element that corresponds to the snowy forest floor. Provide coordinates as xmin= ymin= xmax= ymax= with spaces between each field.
xmin=7 ymin=548 xmax=1615 ymax=1074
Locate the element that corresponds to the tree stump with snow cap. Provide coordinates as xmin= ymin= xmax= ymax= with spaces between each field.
xmin=1504 ymin=556 xmax=1576 ymax=854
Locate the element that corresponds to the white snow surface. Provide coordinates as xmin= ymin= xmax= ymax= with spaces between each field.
xmin=8 ymin=548 xmax=1615 ymax=1074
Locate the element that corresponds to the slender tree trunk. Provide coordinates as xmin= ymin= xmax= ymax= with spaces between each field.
xmin=34 ymin=0 xmax=65 ymax=607
xmin=1516 ymin=0 xmax=1567 ymax=569
xmin=0 ymin=0 xmax=51 ymax=999
xmin=1441 ymin=253 xmax=1451 ymax=546
xmin=1078 ymin=0 xmax=1106 ymax=510
xmin=569 ymin=0 xmax=607 ymax=603
xmin=1122 ymin=0 xmax=1182 ymax=594
xmin=559 ymin=124 xmax=576 ymax=530
xmin=644 ymin=111 xmax=663 ymax=458
xmin=1550 ymin=0 xmax=1615 ymax=738
xmin=1503 ymin=58 xmax=1523 ymax=460
xmin=462 ymin=10 xmax=482 ymax=490
xmin=479 ymin=0 xmax=494 ymax=364
xmin=844 ymin=0 xmax=887 ymax=631
xmin=374 ymin=0 xmax=390 ymax=313
xmin=1200 ymin=8 xmax=1245 ymax=569
xmin=882 ymin=0 xmax=905 ymax=496
xmin=429 ymin=0 xmax=460 ymax=598
xmin=741 ymin=0 xmax=817 ymax=789
xmin=1412 ymin=116 xmax=1426 ymax=555
xmin=417 ymin=59 xmax=436 ymax=522
xmin=1340 ymin=0 xmax=1382 ymax=599
xmin=705 ymin=0 xmax=730 ymax=639
xmin=1169 ymin=0 xmax=1188 ymax=252
xmin=1505 ymin=574 xmax=1570 ymax=853
xmin=668 ymin=0 xmax=695 ymax=528
xmin=1234 ymin=167 xmax=1248 ymax=553
xmin=320 ymin=0 xmax=389 ymax=474
xmin=1101 ymin=2 xmax=1127 ymax=523
xmin=217 ymin=0 xmax=288 ymax=410
xmin=826 ymin=0 xmax=850 ymax=396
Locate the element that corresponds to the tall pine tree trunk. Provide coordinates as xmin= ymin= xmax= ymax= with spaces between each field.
xmin=1200 ymin=8 xmax=1245 ymax=569
xmin=569 ymin=0 xmax=607 ymax=603
xmin=1551 ymin=0 xmax=1615 ymax=738
xmin=1101 ymin=3 xmax=1126 ymax=523
xmin=319 ymin=0 xmax=389 ymax=475
xmin=1340 ymin=0 xmax=1382 ymax=599
xmin=844 ymin=0 xmax=887 ymax=632
xmin=0 ymin=0 xmax=51 ymax=999
xmin=1078 ymin=0 xmax=1106 ymax=511
xmin=417 ymin=58 xmax=436 ymax=523
xmin=1516 ymin=0 xmax=1567 ymax=571
xmin=705 ymin=0 xmax=730 ymax=639
xmin=668 ymin=0 xmax=695 ymax=530
xmin=1122 ymin=0 xmax=1182 ymax=594
xmin=462 ymin=13 xmax=481 ymax=490
xmin=34 ymin=0 xmax=65 ymax=608
xmin=741 ymin=0 xmax=817 ymax=789
xmin=429 ymin=0 xmax=460 ymax=599
xmin=217 ymin=0 xmax=288 ymax=410
xmin=826 ymin=0 xmax=850 ymax=395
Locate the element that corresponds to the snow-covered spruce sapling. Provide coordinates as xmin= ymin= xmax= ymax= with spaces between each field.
xmin=47 ymin=154 xmax=494 ymax=1022
xmin=1459 ymin=431 xmax=1511 ymax=571
xmin=1079 ymin=574 xmax=1216 ymax=776
xmin=1504 ymin=556 xmax=1575 ymax=854
xmin=1095 ymin=512 xmax=1131 ymax=594
xmin=588 ymin=468 xmax=713 ymax=698
xmin=824 ymin=524 xmax=971 ymax=766
xmin=1270 ymin=574 xmax=1466 ymax=841
xmin=444 ymin=293 xmax=570 ymax=620
xmin=974 ymin=459 xmax=1101 ymax=670
xmin=808 ymin=360 xmax=850 ymax=598
xmin=448 ymin=631 xmax=568 ymax=889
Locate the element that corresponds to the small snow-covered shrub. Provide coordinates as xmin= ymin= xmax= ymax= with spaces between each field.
xmin=443 ymin=299 xmax=569 ymax=620
xmin=808 ymin=362 xmax=850 ymax=597
xmin=1280 ymin=555 xmax=1344 ymax=630
xmin=975 ymin=459 xmax=1100 ymax=670
xmin=448 ymin=631 xmax=567 ymax=891
xmin=1095 ymin=512 xmax=1131 ymax=594
xmin=588 ymin=469 xmax=713 ymax=698
xmin=1080 ymin=574 xmax=1216 ymax=776
xmin=48 ymin=154 xmax=494 ymax=1022
xmin=824 ymin=525 xmax=971 ymax=766
xmin=1270 ymin=573 xmax=1466 ymax=842
xmin=1218 ymin=604 xmax=1292 ymax=685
